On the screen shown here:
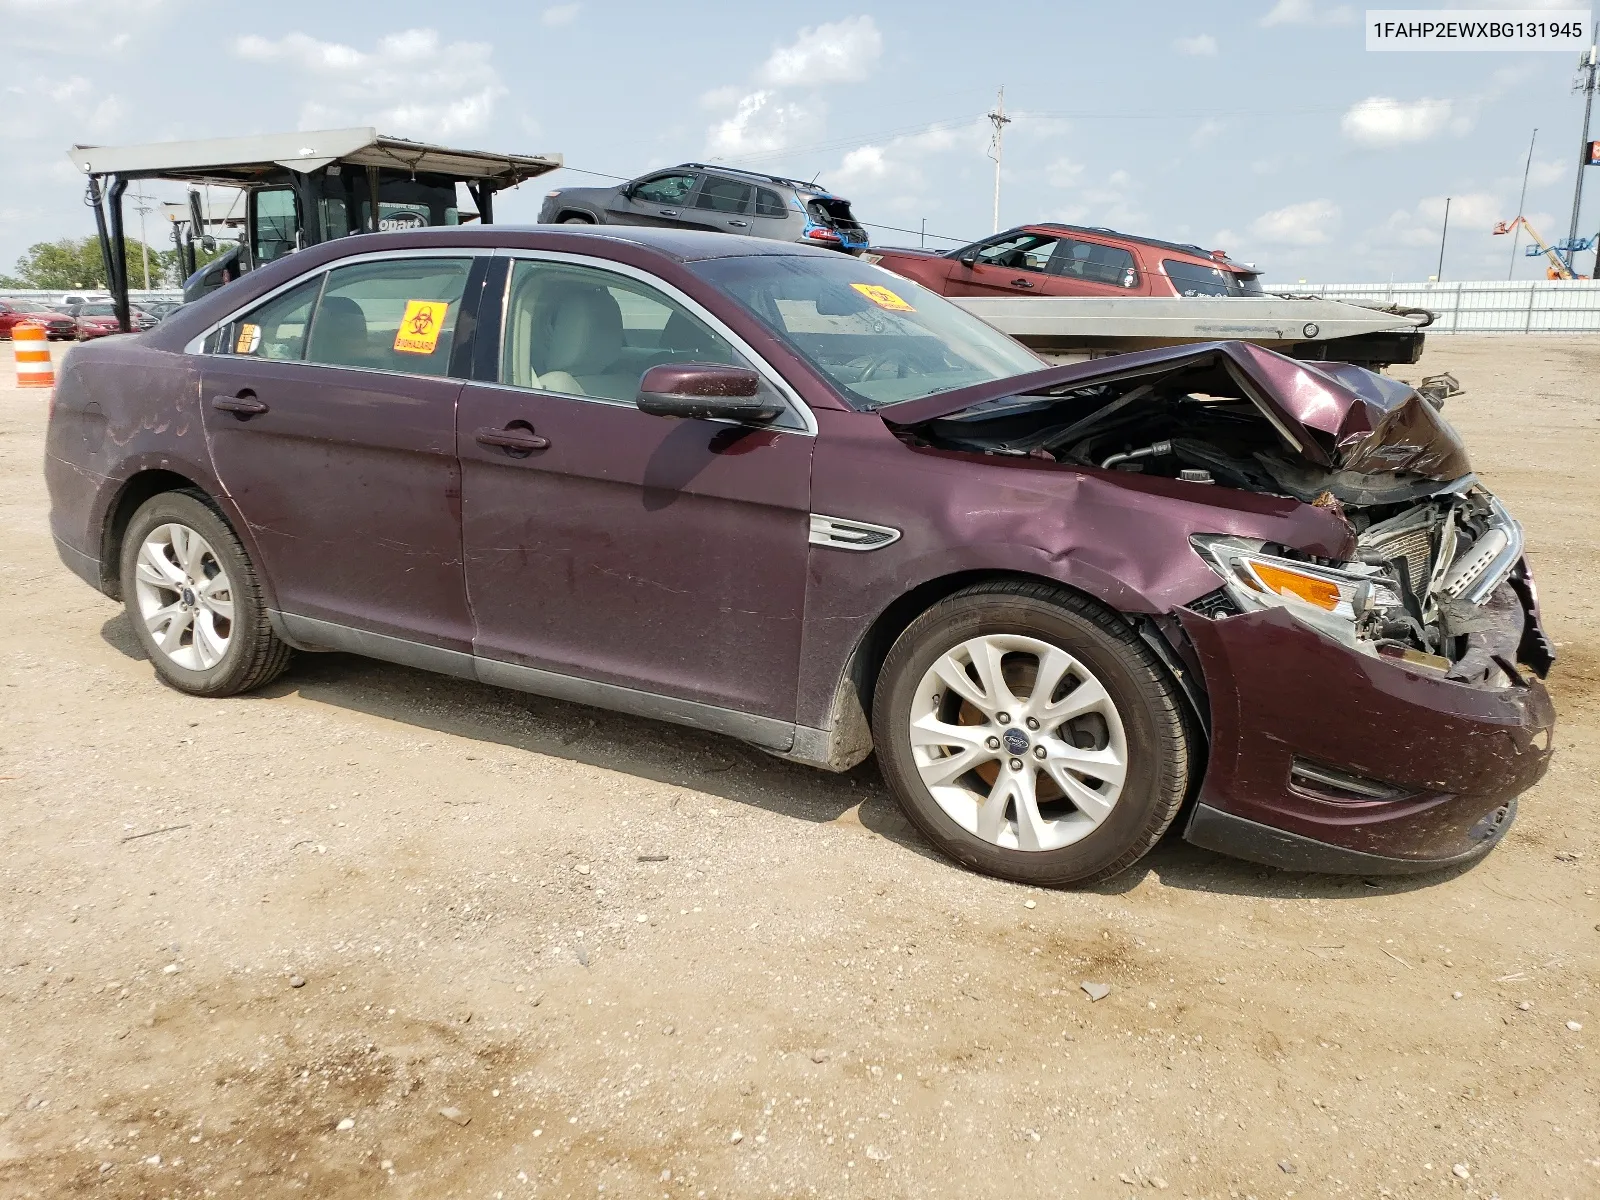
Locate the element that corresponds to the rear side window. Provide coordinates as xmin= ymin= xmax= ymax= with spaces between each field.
xmin=1050 ymin=240 xmax=1139 ymax=288
xmin=695 ymin=178 xmax=753 ymax=213
xmin=305 ymin=257 xmax=472 ymax=376
xmin=215 ymin=277 xmax=323 ymax=361
xmin=1163 ymin=258 xmax=1252 ymax=297
xmin=754 ymin=188 xmax=786 ymax=218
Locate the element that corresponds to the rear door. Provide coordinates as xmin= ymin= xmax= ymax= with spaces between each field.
xmin=456 ymin=254 xmax=814 ymax=720
xmin=687 ymin=174 xmax=756 ymax=235
xmin=1040 ymin=237 xmax=1147 ymax=296
xmin=200 ymin=252 xmax=478 ymax=649
xmin=606 ymin=171 xmax=703 ymax=229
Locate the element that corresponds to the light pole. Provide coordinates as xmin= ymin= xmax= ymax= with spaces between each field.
xmin=1436 ymin=196 xmax=1451 ymax=282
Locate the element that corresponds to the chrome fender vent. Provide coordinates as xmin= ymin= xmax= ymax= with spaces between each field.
xmin=808 ymin=514 xmax=902 ymax=551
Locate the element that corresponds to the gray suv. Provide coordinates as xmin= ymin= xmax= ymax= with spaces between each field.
xmin=538 ymin=163 xmax=869 ymax=254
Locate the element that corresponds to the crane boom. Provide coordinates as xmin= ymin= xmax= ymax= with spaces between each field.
xmin=1492 ymin=216 xmax=1575 ymax=279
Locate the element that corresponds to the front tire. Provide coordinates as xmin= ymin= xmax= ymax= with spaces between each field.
xmin=872 ymin=581 xmax=1193 ymax=887
xmin=119 ymin=490 xmax=291 ymax=697
xmin=560 ymin=214 xmax=596 ymax=224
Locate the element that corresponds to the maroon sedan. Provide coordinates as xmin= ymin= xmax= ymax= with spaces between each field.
xmin=0 ymin=301 xmax=77 ymax=340
xmin=42 ymin=226 xmax=1553 ymax=886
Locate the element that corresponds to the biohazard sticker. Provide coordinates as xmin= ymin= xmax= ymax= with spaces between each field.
xmin=234 ymin=323 xmax=261 ymax=354
xmin=394 ymin=300 xmax=449 ymax=355
xmin=850 ymin=283 xmax=914 ymax=313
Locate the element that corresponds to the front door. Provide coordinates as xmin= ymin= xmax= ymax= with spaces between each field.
xmin=607 ymin=171 xmax=703 ymax=230
xmin=200 ymin=253 xmax=477 ymax=649
xmin=457 ymin=255 xmax=813 ymax=718
xmin=944 ymin=232 xmax=1064 ymax=297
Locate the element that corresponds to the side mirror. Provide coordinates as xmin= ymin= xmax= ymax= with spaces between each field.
xmin=957 ymin=248 xmax=981 ymax=268
xmin=619 ymin=182 xmax=636 ymax=199
xmin=636 ymin=363 xmax=782 ymax=423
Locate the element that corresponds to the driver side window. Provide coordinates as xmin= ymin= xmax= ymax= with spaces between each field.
xmin=975 ymin=234 xmax=1061 ymax=272
xmin=631 ymin=174 xmax=698 ymax=205
xmin=501 ymin=259 xmax=742 ymax=402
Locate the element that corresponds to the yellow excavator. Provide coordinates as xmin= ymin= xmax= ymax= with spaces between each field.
xmin=1492 ymin=216 xmax=1588 ymax=279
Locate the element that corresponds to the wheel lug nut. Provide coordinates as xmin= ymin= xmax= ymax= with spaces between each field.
xmin=1009 ymin=758 xmax=1024 ymax=771
xmin=996 ymin=712 xmax=1011 ymax=725
xmin=1025 ymin=717 xmax=1040 ymax=730
xmin=986 ymin=736 xmax=1001 ymax=750
xmin=1034 ymin=745 xmax=1047 ymax=760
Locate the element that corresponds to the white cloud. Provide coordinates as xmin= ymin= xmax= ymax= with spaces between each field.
xmin=1525 ymin=157 xmax=1568 ymax=189
xmin=704 ymin=90 xmax=823 ymax=158
xmin=540 ymin=3 xmax=580 ymax=26
xmin=1260 ymin=0 xmax=1355 ymax=26
xmin=1340 ymin=96 xmax=1458 ymax=147
xmin=232 ymin=29 xmax=506 ymax=140
xmin=1190 ymin=118 xmax=1225 ymax=148
xmin=701 ymin=16 xmax=882 ymax=160
xmin=1175 ymin=34 xmax=1218 ymax=56
xmin=760 ymin=16 xmax=882 ymax=87
xmin=1250 ymin=199 xmax=1341 ymax=245
xmin=1051 ymin=167 xmax=1148 ymax=231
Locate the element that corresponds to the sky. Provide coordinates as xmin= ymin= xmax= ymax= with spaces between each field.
xmin=2 ymin=0 xmax=1597 ymax=283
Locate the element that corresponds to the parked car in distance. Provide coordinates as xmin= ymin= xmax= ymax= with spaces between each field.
xmin=867 ymin=223 xmax=1263 ymax=299
xmin=44 ymin=225 xmax=1553 ymax=887
xmin=0 ymin=301 xmax=78 ymax=340
xmin=70 ymin=301 xmax=159 ymax=339
xmin=540 ymin=163 xmax=869 ymax=254
xmin=139 ymin=300 xmax=185 ymax=322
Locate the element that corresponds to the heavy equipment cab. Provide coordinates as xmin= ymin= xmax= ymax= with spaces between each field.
xmin=69 ymin=128 xmax=562 ymax=329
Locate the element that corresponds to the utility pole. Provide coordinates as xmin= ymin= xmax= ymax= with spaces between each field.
xmin=986 ymin=87 xmax=1011 ymax=234
xmin=1510 ymin=128 xmax=1537 ymax=280
xmin=132 ymin=187 xmax=154 ymax=291
xmin=1566 ymin=21 xmax=1597 ymax=274
xmin=1436 ymin=197 xmax=1451 ymax=282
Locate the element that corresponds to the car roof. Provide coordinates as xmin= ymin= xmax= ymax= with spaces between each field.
xmin=1019 ymin=222 xmax=1255 ymax=270
xmin=365 ymin=223 xmax=844 ymax=263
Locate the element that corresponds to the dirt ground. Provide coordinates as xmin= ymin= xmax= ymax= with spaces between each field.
xmin=0 ymin=335 xmax=1596 ymax=1200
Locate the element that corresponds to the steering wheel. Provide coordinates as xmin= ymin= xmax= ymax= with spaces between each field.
xmin=847 ymin=351 xmax=913 ymax=382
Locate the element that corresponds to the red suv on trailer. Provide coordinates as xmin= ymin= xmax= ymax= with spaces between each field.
xmin=867 ymin=224 xmax=1262 ymax=300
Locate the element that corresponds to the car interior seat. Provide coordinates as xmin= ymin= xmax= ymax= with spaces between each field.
xmin=308 ymin=295 xmax=370 ymax=366
xmin=532 ymin=283 xmax=625 ymax=396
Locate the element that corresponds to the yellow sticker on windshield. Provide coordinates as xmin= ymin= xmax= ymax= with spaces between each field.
xmin=851 ymin=283 xmax=915 ymax=312
xmin=235 ymin=323 xmax=261 ymax=354
xmin=394 ymin=300 xmax=449 ymax=354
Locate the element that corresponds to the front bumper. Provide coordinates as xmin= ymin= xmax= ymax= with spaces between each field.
xmin=1176 ymin=601 xmax=1554 ymax=874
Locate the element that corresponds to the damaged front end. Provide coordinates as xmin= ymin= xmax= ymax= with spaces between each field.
xmin=883 ymin=342 xmax=1555 ymax=872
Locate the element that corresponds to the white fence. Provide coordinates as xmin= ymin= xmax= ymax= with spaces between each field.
xmin=1277 ymin=280 xmax=1600 ymax=334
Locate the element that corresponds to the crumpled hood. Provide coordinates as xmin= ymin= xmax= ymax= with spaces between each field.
xmin=880 ymin=340 xmax=1470 ymax=481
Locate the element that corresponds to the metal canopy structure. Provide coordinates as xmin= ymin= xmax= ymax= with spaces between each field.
xmin=69 ymin=128 xmax=563 ymax=331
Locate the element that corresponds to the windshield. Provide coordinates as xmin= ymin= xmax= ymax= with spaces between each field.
xmin=688 ymin=254 xmax=1043 ymax=410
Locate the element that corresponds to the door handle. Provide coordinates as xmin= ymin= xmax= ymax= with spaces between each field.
xmin=476 ymin=426 xmax=550 ymax=454
xmin=658 ymin=209 xmax=679 ymax=217
xmin=728 ymin=219 xmax=749 ymax=228
xmin=212 ymin=393 xmax=269 ymax=416
xmin=1009 ymin=278 xmax=1036 ymax=289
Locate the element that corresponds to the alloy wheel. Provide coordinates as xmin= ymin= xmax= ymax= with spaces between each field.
xmin=908 ymin=634 xmax=1128 ymax=852
xmin=133 ymin=523 xmax=235 ymax=672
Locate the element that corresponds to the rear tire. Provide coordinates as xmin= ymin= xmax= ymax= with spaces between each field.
xmin=872 ymin=580 xmax=1192 ymax=887
xmin=560 ymin=214 xmax=596 ymax=224
xmin=118 ymin=490 xmax=291 ymax=697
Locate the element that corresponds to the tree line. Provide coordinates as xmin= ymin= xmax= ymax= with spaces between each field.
xmin=0 ymin=238 xmax=227 ymax=291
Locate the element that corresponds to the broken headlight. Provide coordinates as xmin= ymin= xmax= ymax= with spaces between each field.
xmin=1191 ymin=536 xmax=1402 ymax=624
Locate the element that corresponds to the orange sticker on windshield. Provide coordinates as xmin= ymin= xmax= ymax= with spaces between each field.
xmin=394 ymin=300 xmax=449 ymax=354
xmin=235 ymin=323 xmax=261 ymax=354
xmin=850 ymin=283 xmax=914 ymax=312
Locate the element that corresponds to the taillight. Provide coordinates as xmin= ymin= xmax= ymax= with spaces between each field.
xmin=805 ymin=227 xmax=842 ymax=242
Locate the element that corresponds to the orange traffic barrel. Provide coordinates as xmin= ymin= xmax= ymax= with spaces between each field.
xmin=12 ymin=323 xmax=55 ymax=389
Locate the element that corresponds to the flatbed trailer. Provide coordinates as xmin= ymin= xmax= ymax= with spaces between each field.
xmin=954 ymin=294 xmax=1432 ymax=371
